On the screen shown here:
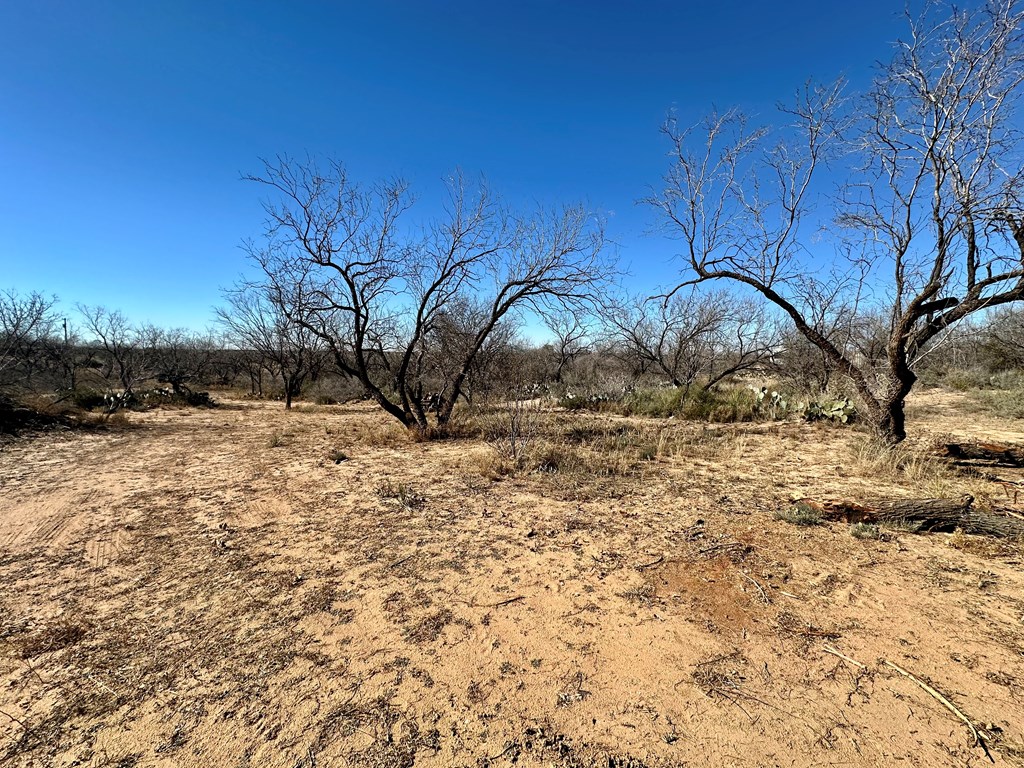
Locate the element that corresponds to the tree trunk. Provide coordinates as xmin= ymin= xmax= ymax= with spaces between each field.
xmin=868 ymin=372 xmax=915 ymax=444
xmin=874 ymin=399 xmax=908 ymax=444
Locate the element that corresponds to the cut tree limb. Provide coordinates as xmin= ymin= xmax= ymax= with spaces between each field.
xmin=940 ymin=441 xmax=1024 ymax=468
xmin=793 ymin=495 xmax=1024 ymax=538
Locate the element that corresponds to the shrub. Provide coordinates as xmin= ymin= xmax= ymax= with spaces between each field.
xmin=557 ymin=390 xmax=619 ymax=412
xmin=943 ymin=368 xmax=994 ymax=391
xmin=683 ymin=387 xmax=760 ymax=422
xmin=966 ymin=388 xmax=1024 ymax=420
xmin=618 ymin=385 xmax=763 ymax=422
xmin=621 ymin=387 xmax=685 ymax=418
xmin=774 ymin=503 xmax=823 ymax=527
xmin=375 ymin=480 xmax=425 ymax=510
xmin=70 ymin=388 xmax=107 ymax=410
xmin=849 ymin=523 xmax=882 ymax=540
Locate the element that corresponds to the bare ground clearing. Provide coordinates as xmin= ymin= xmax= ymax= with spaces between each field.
xmin=1 ymin=392 xmax=1023 ymax=767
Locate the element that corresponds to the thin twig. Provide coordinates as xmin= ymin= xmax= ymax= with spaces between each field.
xmin=698 ymin=541 xmax=745 ymax=556
xmin=488 ymin=743 xmax=519 ymax=760
xmin=694 ymin=650 xmax=744 ymax=669
xmin=450 ymin=594 xmax=526 ymax=608
xmin=84 ymin=672 xmax=121 ymax=700
xmin=740 ymin=572 xmax=771 ymax=604
xmin=882 ymin=660 xmax=993 ymax=762
xmin=386 ymin=553 xmax=415 ymax=570
xmin=636 ymin=554 xmax=664 ymax=570
xmin=485 ymin=595 xmax=525 ymax=608
xmin=822 ymin=644 xmax=867 ymax=669
xmin=0 ymin=709 xmax=26 ymax=728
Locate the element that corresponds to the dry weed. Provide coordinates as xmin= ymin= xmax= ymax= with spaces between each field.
xmin=345 ymin=418 xmax=410 ymax=447
xmin=847 ymin=436 xmax=991 ymax=498
xmin=375 ymin=480 xmax=425 ymax=510
xmin=774 ymin=504 xmax=823 ymax=527
xmin=948 ymin=528 xmax=1023 ymax=559
xmin=14 ymin=616 xmax=92 ymax=659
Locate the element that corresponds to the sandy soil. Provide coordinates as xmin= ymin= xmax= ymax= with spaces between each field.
xmin=1 ymin=391 xmax=1022 ymax=767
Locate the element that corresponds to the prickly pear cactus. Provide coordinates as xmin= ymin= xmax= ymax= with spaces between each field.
xmin=751 ymin=386 xmax=789 ymax=418
xmin=802 ymin=397 xmax=856 ymax=424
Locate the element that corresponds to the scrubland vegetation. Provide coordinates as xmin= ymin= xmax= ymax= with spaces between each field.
xmin=4 ymin=2 xmax=1024 ymax=766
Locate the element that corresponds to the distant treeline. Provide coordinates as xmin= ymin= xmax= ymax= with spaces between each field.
xmin=4 ymin=287 xmax=1024 ymax=419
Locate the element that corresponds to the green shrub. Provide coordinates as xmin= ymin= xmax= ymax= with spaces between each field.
xmin=618 ymin=386 xmax=763 ymax=422
xmin=850 ymin=523 xmax=882 ymax=539
xmin=774 ymin=503 xmax=823 ymax=527
xmin=689 ymin=387 xmax=760 ymax=422
xmin=557 ymin=391 xmax=617 ymax=412
xmin=944 ymin=369 xmax=993 ymax=391
xmin=966 ymin=388 xmax=1024 ymax=419
xmin=70 ymin=389 xmax=107 ymax=410
xmin=621 ymin=387 xmax=685 ymax=418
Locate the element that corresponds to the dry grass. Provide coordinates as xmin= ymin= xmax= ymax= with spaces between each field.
xmin=845 ymin=434 xmax=991 ymax=498
xmin=472 ymin=409 xmax=755 ymax=484
xmin=375 ymin=479 xmax=426 ymax=510
xmin=947 ymin=528 xmax=1024 ymax=559
xmin=774 ymin=503 xmax=823 ymax=526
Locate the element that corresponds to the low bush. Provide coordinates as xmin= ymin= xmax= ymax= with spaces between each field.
xmin=571 ymin=385 xmax=763 ymax=423
xmin=849 ymin=523 xmax=882 ymax=540
xmin=968 ymin=388 xmax=1024 ymax=420
xmin=70 ymin=388 xmax=107 ymax=410
xmin=620 ymin=387 xmax=685 ymax=418
xmin=774 ymin=503 xmax=823 ymax=527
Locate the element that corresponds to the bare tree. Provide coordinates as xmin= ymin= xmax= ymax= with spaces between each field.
xmin=77 ymin=305 xmax=154 ymax=408
xmin=543 ymin=310 xmax=590 ymax=384
xmin=216 ymin=280 xmax=326 ymax=409
xmin=979 ymin=306 xmax=1024 ymax=369
xmin=44 ymin=317 xmax=93 ymax=392
xmin=605 ymin=289 xmax=776 ymax=391
xmin=145 ymin=327 xmax=218 ymax=397
xmin=244 ymin=159 xmax=610 ymax=433
xmin=0 ymin=289 xmax=59 ymax=388
xmin=649 ymin=1 xmax=1024 ymax=442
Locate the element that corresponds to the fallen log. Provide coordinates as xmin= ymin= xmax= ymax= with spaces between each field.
xmin=792 ymin=495 xmax=1024 ymax=538
xmin=940 ymin=441 xmax=1024 ymax=468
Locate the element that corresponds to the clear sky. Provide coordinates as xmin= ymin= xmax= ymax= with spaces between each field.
xmin=1 ymin=1 xmax=916 ymax=330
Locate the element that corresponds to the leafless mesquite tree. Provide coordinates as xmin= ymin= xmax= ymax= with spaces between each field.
xmin=77 ymin=305 xmax=156 ymax=408
xmin=142 ymin=326 xmax=219 ymax=397
xmin=649 ymin=1 xmax=1024 ymax=442
xmin=244 ymin=158 xmax=610 ymax=433
xmin=216 ymin=280 xmax=327 ymax=409
xmin=543 ymin=310 xmax=591 ymax=384
xmin=605 ymin=289 xmax=777 ymax=392
xmin=0 ymin=289 xmax=59 ymax=387
xmin=980 ymin=306 xmax=1024 ymax=368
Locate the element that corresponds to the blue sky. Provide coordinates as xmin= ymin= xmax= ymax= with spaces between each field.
xmin=1 ymin=1 xmax=913 ymax=330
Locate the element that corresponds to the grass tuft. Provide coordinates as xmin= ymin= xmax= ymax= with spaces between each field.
xmin=774 ymin=503 xmax=823 ymax=527
xmin=850 ymin=522 xmax=882 ymax=540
